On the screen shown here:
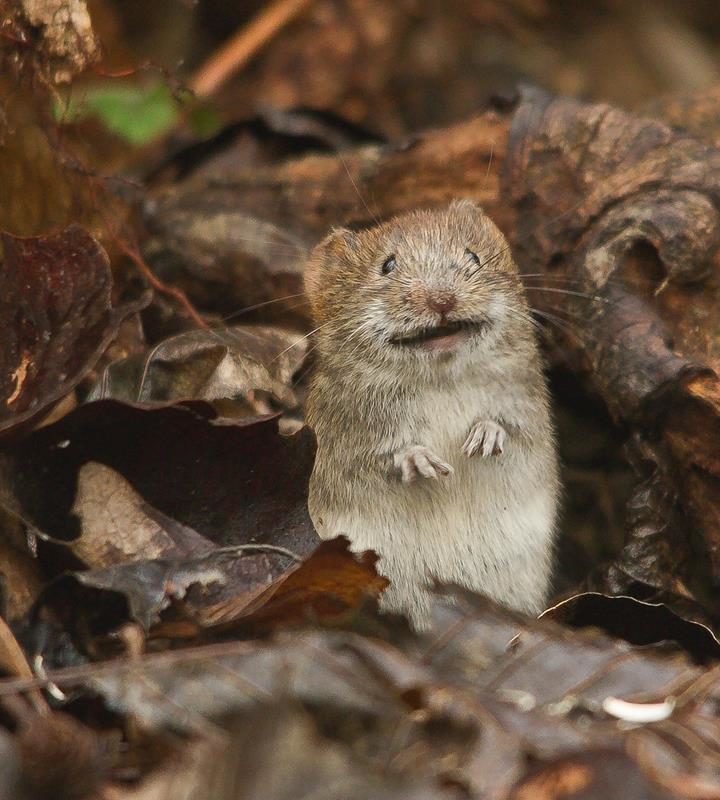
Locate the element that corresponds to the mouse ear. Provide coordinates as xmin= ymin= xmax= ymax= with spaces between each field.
xmin=304 ymin=227 xmax=359 ymax=316
xmin=449 ymin=198 xmax=484 ymax=216
xmin=308 ymin=227 xmax=359 ymax=268
xmin=325 ymin=226 xmax=359 ymax=253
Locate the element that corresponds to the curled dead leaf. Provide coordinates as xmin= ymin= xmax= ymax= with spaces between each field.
xmin=0 ymin=226 xmax=149 ymax=437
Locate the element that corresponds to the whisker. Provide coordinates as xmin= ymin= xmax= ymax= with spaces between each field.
xmin=502 ymin=305 xmax=548 ymax=338
xmin=500 ymin=303 xmax=531 ymax=324
xmin=484 ymin=141 xmax=495 ymax=184
xmin=222 ymin=293 xmax=308 ymax=322
xmin=337 ymin=150 xmax=380 ymax=226
xmin=519 ymin=272 xmax=666 ymax=295
xmin=267 ymin=321 xmax=333 ymax=365
xmin=337 ymin=319 xmax=377 ymax=362
xmin=529 ymin=307 xmax=584 ymax=342
xmin=520 ymin=273 xmax=605 ymax=286
xmin=522 ymin=286 xmax=610 ymax=304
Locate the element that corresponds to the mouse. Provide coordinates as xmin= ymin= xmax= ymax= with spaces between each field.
xmin=304 ymin=199 xmax=559 ymax=627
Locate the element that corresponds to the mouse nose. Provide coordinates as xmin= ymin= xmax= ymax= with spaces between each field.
xmin=426 ymin=291 xmax=457 ymax=316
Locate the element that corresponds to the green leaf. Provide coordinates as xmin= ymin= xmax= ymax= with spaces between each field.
xmin=57 ymin=81 xmax=180 ymax=145
xmin=188 ymin=104 xmax=224 ymax=138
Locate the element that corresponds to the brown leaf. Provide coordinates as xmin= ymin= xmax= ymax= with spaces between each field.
xmin=3 ymin=401 xmax=320 ymax=651
xmin=0 ymin=730 xmax=21 ymax=800
xmin=643 ymin=87 xmax=720 ymax=150
xmin=41 ymin=545 xmax=297 ymax=638
xmin=198 ymin=704 xmax=444 ymax=800
xmin=0 ymin=226 xmax=148 ymax=436
xmin=0 ymin=502 xmax=44 ymax=620
xmin=0 ymin=401 xmax=318 ymax=554
xmin=88 ymin=325 xmax=307 ymax=415
xmin=500 ymin=87 xmax=720 ymax=605
xmin=196 ymin=536 xmax=389 ymax=632
xmin=103 ymin=705 xmax=444 ymax=800
xmin=85 ymin=632 xmax=412 ymax=733
xmin=14 ymin=710 xmax=113 ymax=800
xmin=70 ymin=462 xmax=216 ymax=569
xmin=39 ymin=536 xmax=386 ymax=648
xmin=0 ymin=616 xmax=46 ymax=715
xmin=509 ymin=749 xmax=675 ymax=800
xmin=147 ymin=107 xmax=385 ymax=186
xmin=542 ymin=593 xmax=720 ymax=663
xmin=23 ymin=591 xmax=720 ymax=799
xmin=144 ymin=196 xmax=313 ymax=330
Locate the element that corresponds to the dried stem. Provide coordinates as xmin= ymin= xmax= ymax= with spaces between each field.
xmin=116 ymin=238 xmax=208 ymax=329
xmin=190 ymin=0 xmax=315 ymax=98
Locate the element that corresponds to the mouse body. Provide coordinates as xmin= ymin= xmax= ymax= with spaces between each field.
xmin=304 ymin=200 xmax=559 ymax=626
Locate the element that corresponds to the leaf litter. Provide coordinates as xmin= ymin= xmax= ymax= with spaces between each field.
xmin=3 ymin=2 xmax=720 ymax=798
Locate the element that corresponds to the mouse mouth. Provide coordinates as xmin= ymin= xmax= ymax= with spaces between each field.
xmin=390 ymin=320 xmax=486 ymax=350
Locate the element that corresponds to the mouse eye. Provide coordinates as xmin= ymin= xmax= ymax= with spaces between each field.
xmin=381 ymin=255 xmax=397 ymax=275
xmin=466 ymin=249 xmax=481 ymax=267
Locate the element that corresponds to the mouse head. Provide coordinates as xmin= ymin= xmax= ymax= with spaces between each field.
xmin=304 ymin=200 xmax=531 ymax=370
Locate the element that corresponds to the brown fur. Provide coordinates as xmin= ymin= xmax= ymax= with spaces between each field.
xmin=304 ymin=200 xmax=559 ymax=626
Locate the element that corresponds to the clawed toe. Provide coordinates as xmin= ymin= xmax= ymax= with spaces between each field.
xmin=463 ymin=420 xmax=506 ymax=458
xmin=394 ymin=446 xmax=454 ymax=483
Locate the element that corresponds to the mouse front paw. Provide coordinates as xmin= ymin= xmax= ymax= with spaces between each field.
xmin=462 ymin=420 xmax=506 ymax=457
xmin=394 ymin=446 xmax=454 ymax=483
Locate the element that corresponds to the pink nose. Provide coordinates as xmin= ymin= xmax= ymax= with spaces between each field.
xmin=426 ymin=291 xmax=457 ymax=315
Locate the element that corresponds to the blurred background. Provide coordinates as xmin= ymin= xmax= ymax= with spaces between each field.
xmin=68 ymin=0 xmax=720 ymax=147
xmin=66 ymin=0 xmax=720 ymax=143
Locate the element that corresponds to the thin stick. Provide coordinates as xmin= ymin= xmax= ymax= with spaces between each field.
xmin=190 ymin=0 xmax=315 ymax=98
xmin=214 ymin=543 xmax=302 ymax=562
xmin=116 ymin=238 xmax=208 ymax=329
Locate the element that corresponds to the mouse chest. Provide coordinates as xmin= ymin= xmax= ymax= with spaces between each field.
xmin=404 ymin=383 xmax=481 ymax=457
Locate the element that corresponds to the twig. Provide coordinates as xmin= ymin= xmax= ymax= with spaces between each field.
xmin=189 ymin=0 xmax=315 ymax=98
xmin=48 ymin=149 xmax=208 ymax=330
xmin=214 ymin=543 xmax=303 ymax=562
xmin=0 ymin=616 xmax=49 ymax=715
xmin=116 ymin=238 xmax=208 ymax=329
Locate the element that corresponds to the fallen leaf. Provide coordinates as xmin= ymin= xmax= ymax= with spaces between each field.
xmin=38 ymin=537 xmax=385 ymax=651
xmin=541 ymin=593 xmax=720 ymax=663
xmin=17 ymin=590 xmax=720 ymax=799
xmin=509 ymin=749 xmax=674 ymax=800
xmin=70 ymin=462 xmax=215 ymax=569
xmin=0 ymin=226 xmax=148 ymax=436
xmin=0 ymin=616 xmax=46 ymax=714
xmin=41 ymin=547 xmax=289 ymax=636
xmin=501 ymin=87 xmax=720 ymax=607
xmin=114 ymin=705 xmax=442 ymax=800
xmin=0 ymin=401 xmax=318 ymax=553
xmin=220 ymin=536 xmax=389 ymax=631
xmin=88 ymin=325 xmax=307 ymax=415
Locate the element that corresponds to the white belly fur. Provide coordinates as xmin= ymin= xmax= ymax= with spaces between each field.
xmin=310 ymin=381 xmax=557 ymax=627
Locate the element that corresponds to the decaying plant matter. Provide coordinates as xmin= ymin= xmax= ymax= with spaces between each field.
xmin=3 ymin=1 xmax=720 ymax=797
xmin=147 ymin=84 xmax=720 ymax=614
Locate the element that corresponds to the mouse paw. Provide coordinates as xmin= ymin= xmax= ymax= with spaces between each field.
xmin=394 ymin=446 xmax=454 ymax=483
xmin=462 ymin=420 xmax=506 ymax=457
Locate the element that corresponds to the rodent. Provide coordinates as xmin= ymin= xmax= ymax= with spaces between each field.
xmin=304 ymin=199 xmax=559 ymax=627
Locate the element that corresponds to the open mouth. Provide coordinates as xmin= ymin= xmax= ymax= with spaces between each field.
xmin=390 ymin=320 xmax=486 ymax=349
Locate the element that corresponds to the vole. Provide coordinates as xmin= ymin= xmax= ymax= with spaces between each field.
xmin=304 ymin=200 xmax=559 ymax=627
